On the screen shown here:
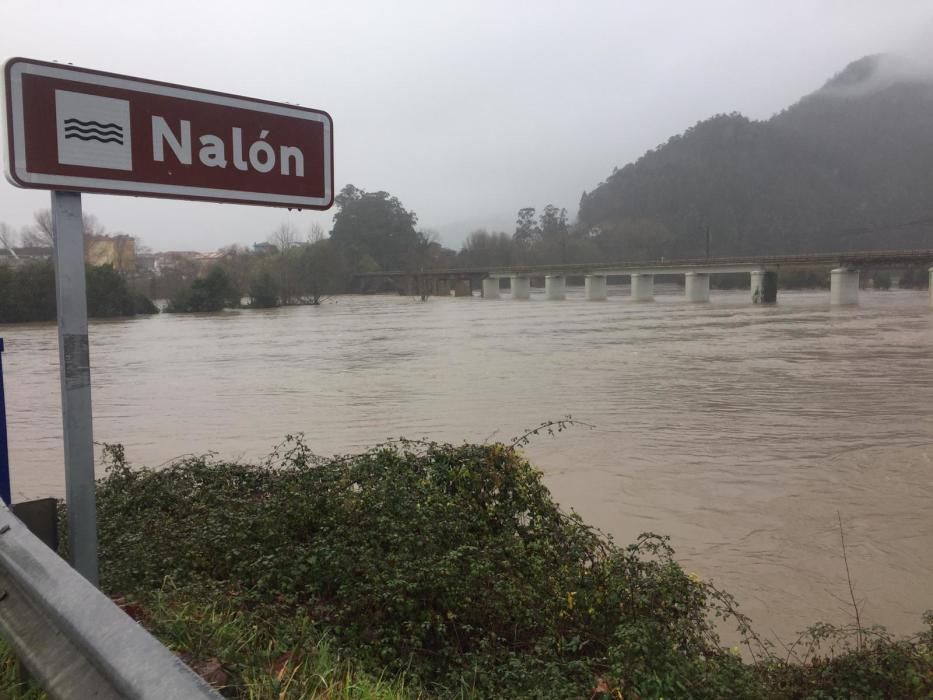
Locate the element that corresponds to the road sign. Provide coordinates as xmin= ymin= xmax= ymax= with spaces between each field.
xmin=3 ymin=57 xmax=333 ymax=209
xmin=1 ymin=58 xmax=335 ymax=585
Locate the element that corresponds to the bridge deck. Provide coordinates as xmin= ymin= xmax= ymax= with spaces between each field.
xmin=355 ymin=249 xmax=933 ymax=279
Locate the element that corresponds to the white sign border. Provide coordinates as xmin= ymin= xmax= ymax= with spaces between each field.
xmin=3 ymin=59 xmax=333 ymax=209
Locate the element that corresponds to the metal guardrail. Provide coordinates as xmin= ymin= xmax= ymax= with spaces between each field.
xmin=0 ymin=505 xmax=222 ymax=699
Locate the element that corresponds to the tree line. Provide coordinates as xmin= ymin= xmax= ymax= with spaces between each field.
xmin=0 ymin=261 xmax=157 ymax=323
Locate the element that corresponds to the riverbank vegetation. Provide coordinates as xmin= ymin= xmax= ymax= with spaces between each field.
xmin=0 ymin=260 xmax=157 ymax=323
xmin=3 ymin=436 xmax=930 ymax=698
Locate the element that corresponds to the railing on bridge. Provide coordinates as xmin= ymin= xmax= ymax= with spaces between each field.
xmin=354 ymin=249 xmax=933 ymax=280
xmin=353 ymin=249 xmax=933 ymax=306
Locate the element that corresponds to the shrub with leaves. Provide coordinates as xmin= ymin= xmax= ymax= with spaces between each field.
xmin=94 ymin=439 xmax=765 ymax=697
xmin=79 ymin=439 xmax=933 ymax=698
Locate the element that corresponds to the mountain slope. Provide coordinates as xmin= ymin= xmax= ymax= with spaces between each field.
xmin=577 ymin=55 xmax=933 ymax=258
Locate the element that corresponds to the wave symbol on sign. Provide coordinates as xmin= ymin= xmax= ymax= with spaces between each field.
xmin=63 ymin=118 xmax=124 ymax=145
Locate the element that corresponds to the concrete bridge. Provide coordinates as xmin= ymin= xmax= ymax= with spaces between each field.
xmin=354 ymin=250 xmax=933 ymax=306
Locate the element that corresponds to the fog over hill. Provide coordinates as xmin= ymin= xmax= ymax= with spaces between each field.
xmin=576 ymin=54 xmax=933 ymax=259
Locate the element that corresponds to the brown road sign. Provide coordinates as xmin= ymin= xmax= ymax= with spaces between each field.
xmin=2 ymin=57 xmax=333 ymax=209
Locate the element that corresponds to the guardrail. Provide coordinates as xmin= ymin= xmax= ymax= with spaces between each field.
xmin=0 ymin=505 xmax=222 ymax=699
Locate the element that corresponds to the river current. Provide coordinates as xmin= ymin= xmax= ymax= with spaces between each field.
xmin=2 ymin=286 xmax=931 ymax=645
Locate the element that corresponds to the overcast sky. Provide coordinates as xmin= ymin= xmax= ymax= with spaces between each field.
xmin=2 ymin=1 xmax=932 ymax=252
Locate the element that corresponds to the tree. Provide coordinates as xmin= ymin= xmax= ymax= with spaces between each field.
xmin=513 ymin=207 xmax=540 ymax=245
xmin=539 ymin=205 xmax=568 ymax=239
xmin=85 ymin=264 xmax=143 ymax=317
xmin=297 ymin=239 xmax=347 ymax=303
xmin=0 ymin=261 xmax=156 ymax=321
xmin=216 ymin=245 xmax=253 ymax=293
xmin=0 ymin=260 xmax=56 ymax=322
xmin=23 ymin=209 xmax=109 ymax=247
xmin=167 ymin=266 xmax=240 ymax=313
xmin=248 ymin=268 xmax=280 ymax=308
xmin=329 ymin=184 xmax=421 ymax=271
xmin=269 ymin=223 xmax=299 ymax=252
xmin=0 ymin=222 xmax=17 ymax=250
xmin=460 ymin=229 xmax=515 ymax=268
xmin=268 ymin=223 xmax=301 ymax=303
xmin=308 ymin=222 xmax=326 ymax=243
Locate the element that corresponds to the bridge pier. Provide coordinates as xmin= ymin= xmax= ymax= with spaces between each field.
xmin=545 ymin=275 xmax=566 ymax=300
xmin=685 ymin=272 xmax=710 ymax=302
xmin=830 ymin=268 xmax=859 ymax=306
xmin=929 ymin=268 xmax=933 ymax=307
xmin=585 ymin=275 xmax=607 ymax=300
xmin=631 ymin=273 xmax=654 ymax=301
xmin=750 ymin=270 xmax=778 ymax=304
xmin=511 ymin=275 xmax=531 ymax=300
xmin=481 ymin=277 xmax=500 ymax=299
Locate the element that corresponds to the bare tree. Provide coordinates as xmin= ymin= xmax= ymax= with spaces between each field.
xmin=82 ymin=213 xmax=106 ymax=237
xmin=23 ymin=209 xmax=54 ymax=246
xmin=22 ymin=208 xmax=107 ymax=246
xmin=0 ymin=222 xmax=17 ymax=250
xmin=308 ymin=222 xmax=326 ymax=244
xmin=268 ymin=223 xmax=300 ymax=303
xmin=268 ymin=223 xmax=299 ymax=251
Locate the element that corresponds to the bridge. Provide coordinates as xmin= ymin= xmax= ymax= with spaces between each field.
xmin=354 ymin=249 xmax=933 ymax=306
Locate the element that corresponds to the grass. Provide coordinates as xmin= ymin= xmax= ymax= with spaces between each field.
xmin=124 ymin=584 xmax=418 ymax=699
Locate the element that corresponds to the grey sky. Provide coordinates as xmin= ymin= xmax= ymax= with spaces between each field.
xmin=2 ymin=1 xmax=932 ymax=252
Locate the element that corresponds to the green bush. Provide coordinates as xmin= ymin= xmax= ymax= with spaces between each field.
xmin=86 ymin=264 xmax=137 ymax=317
xmin=0 ymin=260 xmax=56 ymax=322
xmin=248 ymin=269 xmax=281 ymax=308
xmin=0 ymin=261 xmax=156 ymax=322
xmin=94 ymin=440 xmax=768 ymax=697
xmin=66 ymin=440 xmax=931 ymax=698
xmin=132 ymin=293 xmax=159 ymax=315
xmin=167 ymin=266 xmax=240 ymax=313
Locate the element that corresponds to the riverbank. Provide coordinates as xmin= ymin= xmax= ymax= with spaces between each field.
xmin=3 ymin=439 xmax=930 ymax=698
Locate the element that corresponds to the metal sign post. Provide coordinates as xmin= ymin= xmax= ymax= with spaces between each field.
xmin=50 ymin=190 xmax=98 ymax=585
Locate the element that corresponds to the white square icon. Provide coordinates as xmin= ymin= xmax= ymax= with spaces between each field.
xmin=55 ymin=90 xmax=133 ymax=171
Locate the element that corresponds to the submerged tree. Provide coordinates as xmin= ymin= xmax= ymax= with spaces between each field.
xmin=168 ymin=266 xmax=240 ymax=313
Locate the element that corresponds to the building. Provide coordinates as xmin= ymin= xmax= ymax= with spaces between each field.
xmin=85 ymin=234 xmax=136 ymax=272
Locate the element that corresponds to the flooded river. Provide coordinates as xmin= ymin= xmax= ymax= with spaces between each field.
xmin=2 ymin=286 xmax=931 ymax=645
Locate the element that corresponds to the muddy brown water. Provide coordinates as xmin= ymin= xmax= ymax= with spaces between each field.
xmin=2 ymin=287 xmax=931 ymax=645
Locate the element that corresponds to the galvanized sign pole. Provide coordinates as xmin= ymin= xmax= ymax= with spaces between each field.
xmin=51 ymin=190 xmax=98 ymax=585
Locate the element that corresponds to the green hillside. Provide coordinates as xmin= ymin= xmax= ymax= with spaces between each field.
xmin=576 ymin=55 xmax=933 ymax=259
